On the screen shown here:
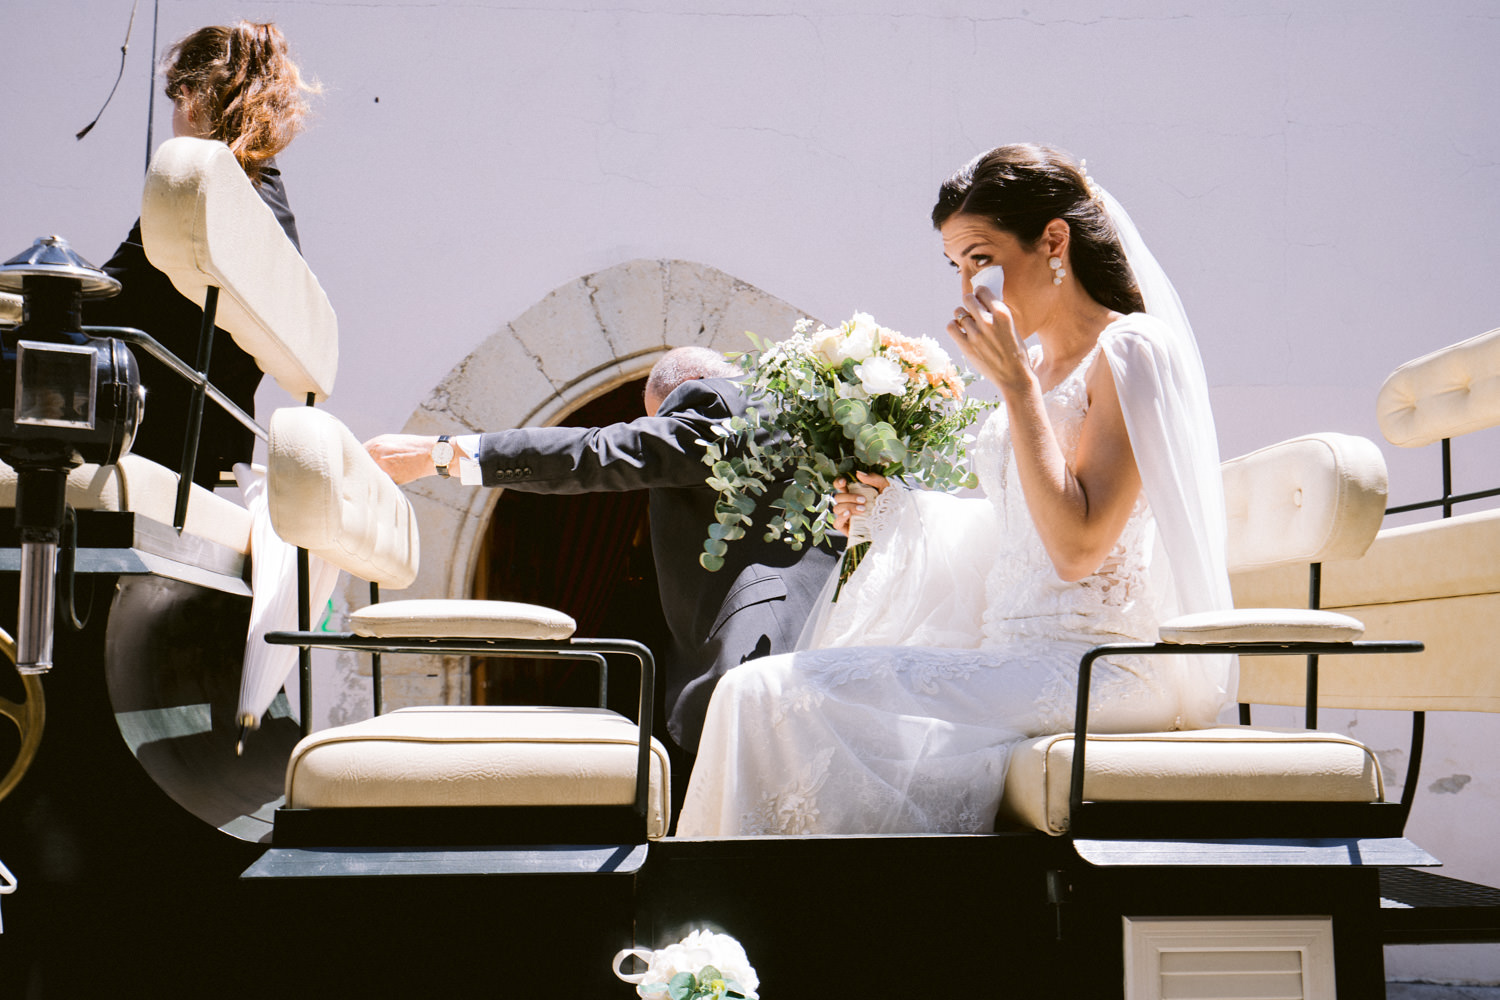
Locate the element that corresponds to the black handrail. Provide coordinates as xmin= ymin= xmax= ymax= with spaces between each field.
xmin=1068 ymin=639 xmax=1425 ymax=834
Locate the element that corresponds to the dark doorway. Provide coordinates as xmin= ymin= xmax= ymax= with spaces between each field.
xmin=470 ymin=378 xmax=672 ymax=725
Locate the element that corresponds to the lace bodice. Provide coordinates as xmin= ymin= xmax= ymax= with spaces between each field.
xmin=973 ymin=344 xmax=1158 ymax=644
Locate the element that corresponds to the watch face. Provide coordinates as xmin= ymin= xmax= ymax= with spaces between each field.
xmin=431 ymin=441 xmax=455 ymax=466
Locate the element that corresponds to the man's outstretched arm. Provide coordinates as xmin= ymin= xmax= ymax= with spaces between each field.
xmin=364 ymin=378 xmax=744 ymax=493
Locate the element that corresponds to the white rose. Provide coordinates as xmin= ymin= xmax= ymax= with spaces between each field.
xmin=835 ymin=377 xmax=869 ymax=401
xmin=836 ymin=312 xmax=880 ymax=363
xmin=681 ymin=930 xmax=760 ymax=997
xmin=854 ymin=355 xmax=908 ymax=396
xmin=809 ymin=326 xmax=844 ymax=366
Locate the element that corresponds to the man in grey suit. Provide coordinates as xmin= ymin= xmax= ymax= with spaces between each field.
xmin=365 ymin=347 xmax=841 ymax=776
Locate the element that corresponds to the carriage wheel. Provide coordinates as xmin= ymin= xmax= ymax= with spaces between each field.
xmin=0 ymin=627 xmax=44 ymax=803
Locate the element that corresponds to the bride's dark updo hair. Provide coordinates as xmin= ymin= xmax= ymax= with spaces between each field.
xmin=932 ymin=143 xmax=1144 ymax=315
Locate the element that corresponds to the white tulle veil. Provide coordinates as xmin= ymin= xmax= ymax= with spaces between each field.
xmin=1094 ymin=186 xmax=1236 ymax=726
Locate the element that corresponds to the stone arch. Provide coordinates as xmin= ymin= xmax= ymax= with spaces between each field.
xmin=340 ymin=259 xmax=809 ymax=716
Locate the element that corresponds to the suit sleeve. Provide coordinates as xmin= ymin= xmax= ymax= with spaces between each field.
xmin=475 ymin=378 xmax=739 ymax=493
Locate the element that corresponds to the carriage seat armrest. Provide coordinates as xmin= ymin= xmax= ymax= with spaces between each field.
xmin=348 ymin=598 xmax=577 ymax=641
xmin=1159 ymin=608 xmax=1365 ymax=645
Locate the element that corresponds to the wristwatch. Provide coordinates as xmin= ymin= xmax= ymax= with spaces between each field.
xmin=431 ymin=435 xmax=455 ymax=478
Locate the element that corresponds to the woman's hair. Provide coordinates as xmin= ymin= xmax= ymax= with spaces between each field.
xmin=163 ymin=21 xmax=318 ymax=183
xmin=931 ymin=143 xmax=1144 ymax=315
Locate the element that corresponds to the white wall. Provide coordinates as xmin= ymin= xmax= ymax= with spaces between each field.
xmin=4 ymin=0 xmax=1498 ymax=983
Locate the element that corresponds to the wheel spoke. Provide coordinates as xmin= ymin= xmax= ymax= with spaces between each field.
xmin=0 ymin=628 xmax=45 ymax=803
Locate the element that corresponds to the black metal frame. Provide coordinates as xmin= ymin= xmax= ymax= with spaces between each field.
xmin=264 ymin=630 xmax=658 ymax=846
xmin=87 ymin=303 xmax=266 ymax=533
xmin=1067 ymin=638 xmax=1424 ymax=839
xmin=1385 ymin=436 xmax=1500 ymax=518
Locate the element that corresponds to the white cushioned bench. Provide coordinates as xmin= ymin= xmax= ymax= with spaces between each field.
xmin=1231 ymin=329 xmax=1500 ymax=715
xmin=998 ymin=431 xmax=1407 ymax=837
xmin=1001 ymin=326 xmax=1500 ymax=841
xmin=266 ymin=406 xmax=671 ymax=844
xmin=0 ymin=455 xmax=251 ymax=555
xmin=1003 ymin=726 xmax=1382 ymax=836
xmin=286 ymin=706 xmax=671 ymax=838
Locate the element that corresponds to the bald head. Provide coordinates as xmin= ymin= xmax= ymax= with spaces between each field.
xmin=643 ymin=346 xmax=739 ymax=416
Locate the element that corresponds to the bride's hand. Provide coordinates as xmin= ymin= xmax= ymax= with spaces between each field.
xmin=832 ymin=471 xmax=889 ymax=533
xmin=949 ymin=287 xmax=1034 ymax=393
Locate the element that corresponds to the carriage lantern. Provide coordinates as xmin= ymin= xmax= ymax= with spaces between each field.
xmin=0 ymin=236 xmax=143 ymax=673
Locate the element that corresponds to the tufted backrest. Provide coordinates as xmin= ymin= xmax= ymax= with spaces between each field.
xmin=1221 ymin=432 xmax=1389 ymax=574
xmin=1377 ymin=327 xmax=1500 ymax=447
xmin=141 ymin=137 xmax=337 ymax=401
xmin=268 ymin=407 xmax=419 ymax=589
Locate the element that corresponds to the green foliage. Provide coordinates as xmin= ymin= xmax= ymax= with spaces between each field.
xmin=650 ymin=968 xmax=750 ymax=1000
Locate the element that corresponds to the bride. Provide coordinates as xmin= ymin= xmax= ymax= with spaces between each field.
xmin=676 ymin=144 xmax=1234 ymax=837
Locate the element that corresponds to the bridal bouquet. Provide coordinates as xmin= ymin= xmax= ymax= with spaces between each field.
xmin=699 ymin=312 xmax=987 ymax=572
xmin=612 ymin=928 xmax=760 ymax=999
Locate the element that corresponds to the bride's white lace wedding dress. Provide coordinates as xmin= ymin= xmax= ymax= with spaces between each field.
xmin=677 ymin=312 xmax=1232 ymax=837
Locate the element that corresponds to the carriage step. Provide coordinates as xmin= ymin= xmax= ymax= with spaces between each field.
xmin=1380 ymin=866 xmax=1500 ymax=944
xmin=240 ymin=843 xmax=648 ymax=879
xmin=1074 ymin=836 xmax=1438 ymax=867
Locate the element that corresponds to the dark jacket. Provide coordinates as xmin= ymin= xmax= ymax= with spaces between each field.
xmin=85 ymin=161 xmax=300 ymax=487
xmin=476 ymin=376 xmax=841 ymax=753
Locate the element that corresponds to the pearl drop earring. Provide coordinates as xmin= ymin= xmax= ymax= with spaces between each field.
xmin=1049 ymin=257 xmax=1066 ymax=285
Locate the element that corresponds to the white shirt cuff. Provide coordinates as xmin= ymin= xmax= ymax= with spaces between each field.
xmin=454 ymin=434 xmax=482 ymax=485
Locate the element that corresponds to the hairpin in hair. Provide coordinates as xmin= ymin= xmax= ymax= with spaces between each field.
xmin=1078 ymin=158 xmax=1105 ymax=204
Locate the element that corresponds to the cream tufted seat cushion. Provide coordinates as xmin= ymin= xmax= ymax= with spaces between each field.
xmin=350 ymin=598 xmax=576 ymax=640
xmin=143 ymin=137 xmax=337 ymax=401
xmin=268 ymin=406 xmax=418 ymax=588
xmin=285 ymin=706 xmax=671 ymax=839
xmin=1000 ymin=727 xmax=1383 ymax=836
xmin=0 ymin=454 xmax=250 ymax=554
xmin=1221 ymin=432 xmax=1387 ymax=572
xmin=1377 ymin=326 xmax=1500 ymax=447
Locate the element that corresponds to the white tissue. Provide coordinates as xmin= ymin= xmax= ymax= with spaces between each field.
xmin=971 ymin=265 xmax=1003 ymax=322
xmin=972 ymin=265 xmax=1004 ymax=298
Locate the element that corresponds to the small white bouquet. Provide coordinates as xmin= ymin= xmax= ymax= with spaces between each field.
xmin=699 ymin=312 xmax=988 ymax=576
xmin=612 ymin=928 xmax=760 ymax=999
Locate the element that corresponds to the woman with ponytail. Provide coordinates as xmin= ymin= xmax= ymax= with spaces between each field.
xmin=89 ymin=21 xmax=319 ymax=487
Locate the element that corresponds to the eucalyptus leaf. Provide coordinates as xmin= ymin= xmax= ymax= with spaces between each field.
xmin=832 ymin=396 xmax=870 ymax=431
xmin=668 ymin=972 xmax=697 ymax=1000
